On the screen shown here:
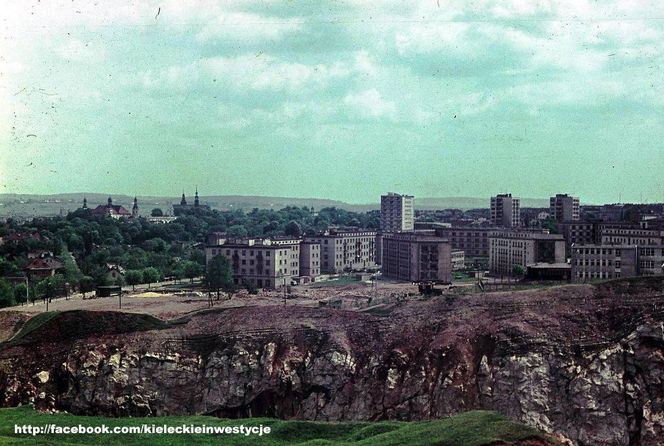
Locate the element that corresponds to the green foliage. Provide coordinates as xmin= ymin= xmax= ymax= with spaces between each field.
xmin=0 ymin=406 xmax=552 ymax=446
xmin=183 ymin=261 xmax=203 ymax=283
xmin=125 ymin=270 xmax=143 ymax=290
xmin=0 ymin=280 xmax=16 ymax=308
xmin=79 ymin=276 xmax=95 ymax=294
xmin=227 ymin=225 xmax=248 ymax=238
xmin=206 ymin=254 xmax=234 ymax=293
xmin=13 ymin=283 xmax=28 ymax=304
xmin=151 ymin=208 xmax=164 ymax=217
xmin=512 ymin=265 xmax=527 ymax=276
xmin=285 ymin=220 xmax=301 ymax=237
xmin=141 ymin=267 xmax=161 ymax=288
xmin=244 ymin=279 xmax=259 ymax=294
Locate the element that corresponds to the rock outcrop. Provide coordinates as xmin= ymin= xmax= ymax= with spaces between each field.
xmin=2 ymin=279 xmax=664 ymax=446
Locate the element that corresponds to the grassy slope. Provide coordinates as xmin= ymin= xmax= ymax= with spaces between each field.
xmin=0 ymin=407 xmax=553 ymax=446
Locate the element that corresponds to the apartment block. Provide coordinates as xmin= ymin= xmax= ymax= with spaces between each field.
xmin=381 ymin=232 xmax=452 ymax=283
xmin=299 ymin=241 xmax=321 ymax=277
xmin=434 ymin=226 xmax=495 ymax=258
xmin=451 ymin=250 xmax=465 ymax=270
xmin=488 ymin=230 xmax=565 ymax=275
xmin=550 ymin=194 xmax=580 ymax=222
xmin=304 ymin=229 xmax=377 ymax=273
xmin=490 ymin=194 xmax=521 ymax=227
xmin=205 ymin=237 xmax=320 ymax=288
xmin=558 ymin=221 xmax=598 ymax=248
xmin=600 ymin=226 xmax=664 ymax=246
xmin=380 ymin=193 xmax=415 ymax=232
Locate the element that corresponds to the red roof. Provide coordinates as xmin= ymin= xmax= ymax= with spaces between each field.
xmin=25 ymin=257 xmax=63 ymax=271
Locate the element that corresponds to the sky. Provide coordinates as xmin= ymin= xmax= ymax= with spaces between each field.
xmin=1 ymin=0 xmax=663 ymax=204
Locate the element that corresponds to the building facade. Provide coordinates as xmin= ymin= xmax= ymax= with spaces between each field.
xmin=304 ymin=229 xmax=377 ymax=273
xmin=550 ymin=194 xmax=580 ymax=222
xmin=599 ymin=226 xmax=664 ymax=246
xmin=558 ymin=221 xmax=598 ymax=249
xmin=490 ymin=194 xmax=521 ymax=227
xmin=434 ymin=226 xmax=495 ymax=258
xmin=205 ymin=237 xmax=320 ymax=288
xmin=299 ymin=242 xmax=321 ymax=278
xmin=381 ymin=232 xmax=452 ymax=283
xmin=380 ymin=193 xmax=415 ymax=232
xmin=488 ymin=230 xmax=566 ymax=275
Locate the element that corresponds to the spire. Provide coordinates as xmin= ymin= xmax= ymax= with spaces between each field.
xmin=132 ymin=196 xmax=139 ymax=218
xmin=82 ymin=197 xmax=87 ymax=209
xmin=180 ymin=190 xmax=187 ymax=206
xmin=194 ymin=186 xmax=200 ymax=207
xmin=107 ymin=196 xmax=113 ymax=206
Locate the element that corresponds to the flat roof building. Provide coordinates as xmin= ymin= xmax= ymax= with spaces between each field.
xmin=304 ymin=229 xmax=377 ymax=273
xmin=205 ymin=237 xmax=320 ymax=288
xmin=550 ymin=194 xmax=580 ymax=222
xmin=380 ymin=193 xmax=414 ymax=232
xmin=490 ymin=194 xmax=521 ymax=227
xmin=569 ymin=244 xmax=664 ymax=282
xmin=381 ymin=232 xmax=452 ymax=283
xmin=488 ymin=230 xmax=565 ymax=276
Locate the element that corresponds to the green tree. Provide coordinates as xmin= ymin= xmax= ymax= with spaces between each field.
xmin=226 ymin=225 xmax=248 ymax=238
xmin=0 ymin=280 xmax=16 ymax=308
xmin=206 ymin=255 xmax=234 ymax=299
xmin=79 ymin=276 xmax=95 ymax=297
xmin=142 ymin=267 xmax=161 ymax=289
xmin=512 ymin=265 xmax=527 ymax=276
xmin=14 ymin=283 xmax=28 ymax=305
xmin=151 ymin=208 xmax=164 ymax=217
xmin=244 ymin=280 xmax=258 ymax=295
xmin=285 ymin=220 xmax=301 ymax=237
xmin=183 ymin=261 xmax=203 ymax=283
xmin=125 ymin=270 xmax=143 ymax=291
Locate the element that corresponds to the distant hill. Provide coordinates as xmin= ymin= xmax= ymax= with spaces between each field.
xmin=0 ymin=193 xmax=550 ymax=218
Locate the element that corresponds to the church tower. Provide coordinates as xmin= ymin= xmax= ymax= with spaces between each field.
xmin=107 ymin=196 xmax=113 ymax=207
xmin=180 ymin=191 xmax=187 ymax=206
xmin=194 ymin=187 xmax=200 ymax=207
xmin=132 ymin=196 xmax=139 ymax=218
xmin=82 ymin=197 xmax=87 ymax=209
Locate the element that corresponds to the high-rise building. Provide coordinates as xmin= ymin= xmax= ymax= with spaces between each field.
xmin=490 ymin=194 xmax=521 ymax=227
xmin=550 ymin=194 xmax=580 ymax=222
xmin=380 ymin=193 xmax=414 ymax=232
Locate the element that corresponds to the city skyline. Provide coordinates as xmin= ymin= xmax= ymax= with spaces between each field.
xmin=2 ymin=0 xmax=664 ymax=203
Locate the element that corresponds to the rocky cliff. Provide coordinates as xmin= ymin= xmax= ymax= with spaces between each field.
xmin=1 ymin=278 xmax=664 ymax=446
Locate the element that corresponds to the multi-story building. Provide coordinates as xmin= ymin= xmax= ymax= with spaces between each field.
xmin=304 ymin=229 xmax=377 ymax=273
xmin=381 ymin=232 xmax=452 ymax=283
xmin=451 ymin=250 xmax=465 ymax=270
xmin=550 ymin=194 xmax=580 ymax=222
xmin=299 ymin=241 xmax=321 ymax=277
xmin=490 ymin=194 xmax=521 ymax=227
xmin=599 ymin=226 xmax=664 ymax=246
xmin=380 ymin=193 xmax=415 ymax=232
xmin=558 ymin=221 xmax=598 ymax=248
xmin=570 ymin=245 xmax=664 ymax=281
xmin=205 ymin=237 xmax=319 ymax=288
xmin=434 ymin=226 xmax=496 ymax=258
xmin=488 ymin=230 xmax=565 ymax=275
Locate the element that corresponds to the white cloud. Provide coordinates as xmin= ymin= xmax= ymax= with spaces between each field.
xmin=57 ymin=39 xmax=106 ymax=63
xmin=196 ymin=12 xmax=303 ymax=42
xmin=344 ymin=89 xmax=396 ymax=119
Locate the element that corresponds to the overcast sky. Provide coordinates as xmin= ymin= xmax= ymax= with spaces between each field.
xmin=1 ymin=0 xmax=663 ymax=203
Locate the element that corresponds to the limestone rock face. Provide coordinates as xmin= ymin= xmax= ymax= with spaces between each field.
xmin=2 ymin=281 xmax=664 ymax=446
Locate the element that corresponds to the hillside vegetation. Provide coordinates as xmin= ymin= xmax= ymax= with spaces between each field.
xmin=0 ymin=406 xmax=554 ymax=446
